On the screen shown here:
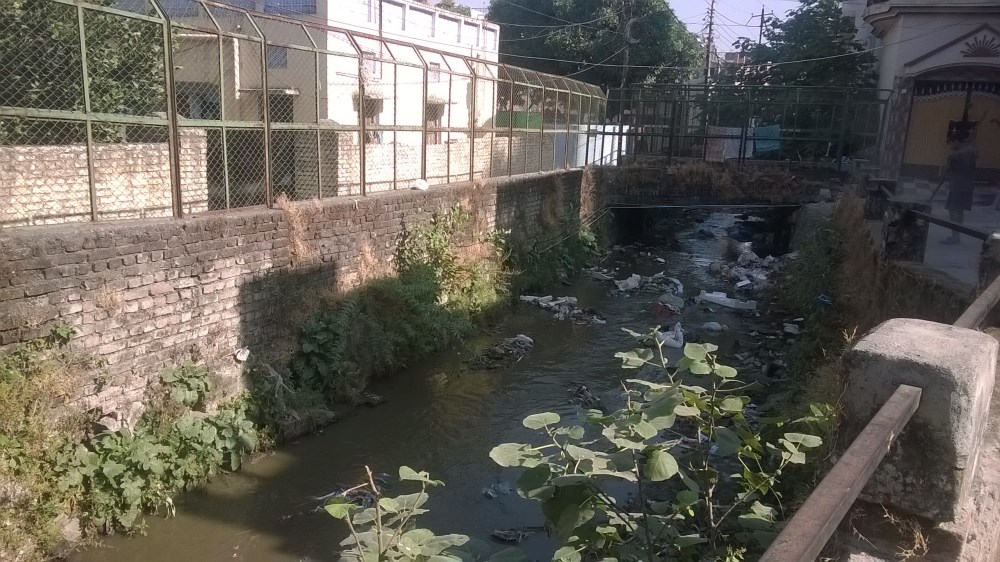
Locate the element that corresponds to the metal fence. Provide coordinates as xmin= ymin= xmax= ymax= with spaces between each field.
xmin=0 ymin=0 xmax=609 ymax=227
xmin=602 ymin=84 xmax=891 ymax=167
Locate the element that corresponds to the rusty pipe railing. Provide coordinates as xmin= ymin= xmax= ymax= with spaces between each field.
xmin=759 ymin=384 xmax=922 ymax=562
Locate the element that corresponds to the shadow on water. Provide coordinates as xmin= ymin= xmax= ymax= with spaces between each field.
xmin=71 ymin=209 xmax=790 ymax=562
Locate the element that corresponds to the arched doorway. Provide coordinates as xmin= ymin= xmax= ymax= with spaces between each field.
xmin=901 ymin=66 xmax=1000 ymax=180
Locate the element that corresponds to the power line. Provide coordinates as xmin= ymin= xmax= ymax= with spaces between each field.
xmin=499 ymin=19 xmax=977 ymax=72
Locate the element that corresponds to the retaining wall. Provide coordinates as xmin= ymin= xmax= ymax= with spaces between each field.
xmin=0 ymin=169 xmax=593 ymax=412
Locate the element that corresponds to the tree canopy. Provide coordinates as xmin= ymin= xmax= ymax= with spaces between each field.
xmin=487 ymin=0 xmax=700 ymax=89
xmin=722 ymin=0 xmax=874 ymax=88
xmin=435 ymin=0 xmax=472 ymax=17
xmin=0 ymin=0 xmax=166 ymax=144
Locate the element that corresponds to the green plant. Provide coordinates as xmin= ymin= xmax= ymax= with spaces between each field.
xmin=293 ymin=268 xmax=470 ymax=402
xmin=160 ymin=362 xmax=212 ymax=408
xmin=50 ymin=406 xmax=258 ymax=534
xmin=326 ymin=466 xmax=520 ymax=562
xmin=490 ymin=330 xmax=827 ymax=561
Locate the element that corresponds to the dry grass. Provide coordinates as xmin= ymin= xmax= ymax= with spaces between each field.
xmin=94 ymin=284 xmax=123 ymax=315
xmin=357 ymin=242 xmax=395 ymax=285
xmin=882 ymin=507 xmax=930 ymax=560
xmin=275 ymin=193 xmax=319 ymax=267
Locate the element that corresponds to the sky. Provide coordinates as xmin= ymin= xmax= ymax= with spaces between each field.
xmin=457 ymin=0 xmax=806 ymax=50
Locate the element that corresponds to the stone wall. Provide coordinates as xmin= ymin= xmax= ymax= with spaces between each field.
xmin=0 ymin=169 xmax=590 ymax=412
xmin=1 ymin=129 xmax=209 ymax=228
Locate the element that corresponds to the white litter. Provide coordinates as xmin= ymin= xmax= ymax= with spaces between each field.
xmin=615 ymin=274 xmax=642 ymax=291
xmin=736 ymin=280 xmax=751 ymax=289
xmin=695 ymin=290 xmax=757 ymax=311
xmin=702 ymin=322 xmax=724 ymax=333
xmin=412 ymin=179 xmax=429 ymax=191
xmin=655 ymin=323 xmax=685 ymax=348
xmin=234 ymin=348 xmax=250 ymax=362
xmin=657 ymin=293 xmax=685 ymax=313
xmin=783 ymin=323 xmax=801 ymax=335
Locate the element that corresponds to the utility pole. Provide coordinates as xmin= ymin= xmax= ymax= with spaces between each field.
xmin=703 ymin=0 xmax=715 ymax=84
xmin=620 ymin=0 xmax=632 ymax=88
xmin=757 ymin=6 xmax=765 ymax=46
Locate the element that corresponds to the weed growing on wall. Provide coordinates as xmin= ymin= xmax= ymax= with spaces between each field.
xmin=0 ymin=327 xmax=259 ymax=559
xmin=509 ymin=215 xmax=600 ymax=293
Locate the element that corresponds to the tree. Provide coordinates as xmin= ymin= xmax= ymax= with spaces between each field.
xmin=0 ymin=0 xmax=167 ymax=144
xmin=722 ymin=0 xmax=874 ymax=88
xmin=487 ymin=0 xmax=700 ymax=90
xmin=436 ymin=0 xmax=472 ymax=17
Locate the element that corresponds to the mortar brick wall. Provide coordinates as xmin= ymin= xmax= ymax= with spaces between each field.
xmin=1 ymin=129 xmax=209 ymax=228
xmin=0 ymin=169 xmax=588 ymax=414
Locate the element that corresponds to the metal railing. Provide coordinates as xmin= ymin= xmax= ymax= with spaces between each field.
xmin=601 ymin=84 xmax=890 ymax=167
xmin=762 ymin=268 xmax=1000 ymax=560
xmin=0 ymin=0 xmax=609 ymax=227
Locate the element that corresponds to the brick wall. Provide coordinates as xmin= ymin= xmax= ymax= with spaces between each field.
xmin=0 ymin=169 xmax=588 ymax=413
xmin=1 ymin=129 xmax=209 ymax=228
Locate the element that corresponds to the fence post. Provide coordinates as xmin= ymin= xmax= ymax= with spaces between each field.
xmin=469 ymin=69 xmax=477 ymax=181
xmin=75 ymin=4 xmax=99 ymax=222
xmin=157 ymin=5 xmax=184 ymax=217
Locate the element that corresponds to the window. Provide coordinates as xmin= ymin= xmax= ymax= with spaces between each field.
xmin=266 ymin=46 xmax=287 ymax=69
xmin=264 ymin=0 xmax=315 ymax=15
xmin=428 ymin=62 xmax=441 ymax=83
xmin=355 ymin=95 xmax=384 ymax=144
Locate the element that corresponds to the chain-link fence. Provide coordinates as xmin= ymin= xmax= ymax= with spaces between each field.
xmin=604 ymin=84 xmax=890 ymax=167
xmin=0 ymin=0 xmax=609 ymax=227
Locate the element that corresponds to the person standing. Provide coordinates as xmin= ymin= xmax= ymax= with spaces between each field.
xmin=941 ymin=137 xmax=977 ymax=244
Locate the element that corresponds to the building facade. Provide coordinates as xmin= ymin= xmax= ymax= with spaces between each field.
xmin=850 ymin=0 xmax=1000 ymax=179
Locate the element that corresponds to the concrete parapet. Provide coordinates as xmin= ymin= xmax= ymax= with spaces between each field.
xmin=843 ymin=318 xmax=997 ymax=522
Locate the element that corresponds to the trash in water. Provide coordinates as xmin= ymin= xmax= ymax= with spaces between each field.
xmin=360 ymin=391 xmax=386 ymax=407
xmin=591 ymin=270 xmax=613 ymax=282
xmin=655 ymin=257 xmax=666 ymax=263
xmin=656 ymin=323 xmax=684 ymax=348
xmin=482 ymin=481 xmax=516 ymax=499
xmin=570 ymin=382 xmax=604 ymax=411
xmin=816 ymin=294 xmax=834 ymax=306
xmin=695 ymin=290 xmax=758 ymax=311
xmin=491 ymin=528 xmax=534 ymax=543
xmin=783 ymin=323 xmax=801 ymax=335
xmin=702 ymin=322 xmax=725 ymax=333
xmin=519 ymin=295 xmax=607 ymax=325
xmin=735 ymin=280 xmax=751 ymax=289
xmin=468 ymin=334 xmax=535 ymax=370
xmin=615 ymin=274 xmax=642 ymax=291
xmin=657 ymin=293 xmax=686 ymax=314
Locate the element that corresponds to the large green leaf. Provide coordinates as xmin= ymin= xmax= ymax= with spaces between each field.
xmin=490 ymin=443 xmax=544 ymax=467
xmin=719 ymin=396 xmax=745 ymax=413
xmin=523 ymin=413 xmax=560 ymax=429
xmin=517 ymin=464 xmax=555 ymax=500
xmin=614 ymin=348 xmax=654 ymax=369
xmin=420 ymin=534 xmax=470 ymax=555
xmin=783 ymin=432 xmax=823 ymax=448
xmin=633 ymin=420 xmax=658 ymax=440
xmin=714 ymin=427 xmax=742 ymax=457
xmin=553 ymin=546 xmax=582 ymax=562
xmin=323 ymin=498 xmax=356 ymax=519
xmin=674 ymin=534 xmax=708 ymax=548
xmin=399 ymin=466 xmax=444 ymax=486
xmin=644 ymin=449 xmax=679 ymax=481
xmin=683 ymin=344 xmax=707 ymax=361
xmin=715 ymin=364 xmax=738 ymax=379
xmin=689 ymin=361 xmax=712 ymax=375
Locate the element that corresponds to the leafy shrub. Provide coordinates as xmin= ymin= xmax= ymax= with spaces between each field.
xmin=293 ymin=267 xmax=470 ymax=402
xmin=160 ymin=362 xmax=212 ymax=408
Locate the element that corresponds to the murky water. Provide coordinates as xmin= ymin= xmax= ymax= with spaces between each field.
xmin=72 ymin=211 xmax=783 ymax=562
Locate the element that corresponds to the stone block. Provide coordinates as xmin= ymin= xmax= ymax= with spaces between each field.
xmin=844 ymin=318 xmax=998 ymax=521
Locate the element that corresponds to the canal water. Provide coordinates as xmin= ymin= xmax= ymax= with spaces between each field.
xmin=72 ymin=210 xmax=791 ymax=562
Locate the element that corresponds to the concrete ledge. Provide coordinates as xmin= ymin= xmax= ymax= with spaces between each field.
xmin=843 ymin=318 xmax=998 ymax=521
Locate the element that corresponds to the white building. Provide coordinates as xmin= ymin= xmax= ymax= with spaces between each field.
xmin=845 ymin=0 xmax=1000 ymax=179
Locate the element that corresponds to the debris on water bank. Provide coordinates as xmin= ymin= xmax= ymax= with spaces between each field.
xmin=695 ymin=290 xmax=757 ymax=311
xmin=518 ymin=295 xmax=607 ymax=325
xmin=569 ymin=382 xmax=604 ymax=411
xmin=467 ymin=334 xmax=535 ymax=370
xmin=709 ymin=243 xmax=795 ymax=293
xmin=481 ymin=481 xmax=516 ymax=499
xmin=655 ymin=323 xmax=685 ymax=348
xmin=491 ymin=528 xmax=535 ymax=543
xmin=359 ymin=391 xmax=386 ymax=407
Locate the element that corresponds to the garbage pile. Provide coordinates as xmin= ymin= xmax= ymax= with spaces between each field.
xmin=518 ymin=295 xmax=607 ymax=325
xmin=569 ymin=382 xmax=604 ymax=411
xmin=467 ymin=334 xmax=535 ymax=370
xmin=709 ymin=245 xmax=794 ymax=294
xmin=589 ymin=269 xmax=685 ymax=298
